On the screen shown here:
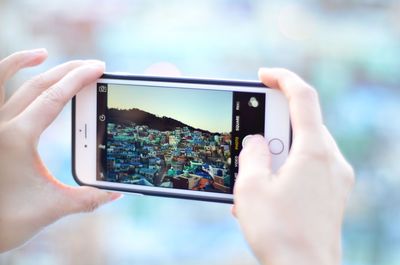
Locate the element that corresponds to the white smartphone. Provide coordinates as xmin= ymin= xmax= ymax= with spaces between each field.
xmin=72 ymin=74 xmax=291 ymax=203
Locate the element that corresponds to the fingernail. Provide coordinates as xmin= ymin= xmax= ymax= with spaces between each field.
xmin=109 ymin=192 xmax=123 ymax=201
xmin=29 ymin=48 xmax=47 ymax=55
xmin=85 ymin=59 xmax=105 ymax=65
xmin=86 ymin=62 xmax=105 ymax=72
xmin=87 ymin=60 xmax=105 ymax=70
xmin=86 ymin=60 xmax=105 ymax=68
xmin=23 ymin=49 xmax=47 ymax=61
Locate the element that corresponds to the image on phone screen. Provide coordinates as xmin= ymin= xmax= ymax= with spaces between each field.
xmin=97 ymin=83 xmax=265 ymax=194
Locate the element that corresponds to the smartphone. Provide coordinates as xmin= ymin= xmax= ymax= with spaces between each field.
xmin=72 ymin=73 xmax=291 ymax=203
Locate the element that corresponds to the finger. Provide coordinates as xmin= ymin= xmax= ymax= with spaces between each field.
xmin=258 ymin=68 xmax=323 ymax=134
xmin=1 ymin=60 xmax=92 ymax=121
xmin=0 ymin=49 xmax=48 ymax=105
xmin=15 ymin=62 xmax=104 ymax=137
xmin=237 ymin=134 xmax=272 ymax=183
xmin=231 ymin=205 xmax=237 ymax=218
xmin=0 ymin=49 xmax=48 ymax=87
xmin=63 ymin=186 xmax=122 ymax=215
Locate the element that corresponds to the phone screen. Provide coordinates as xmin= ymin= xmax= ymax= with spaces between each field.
xmin=96 ymin=82 xmax=265 ymax=194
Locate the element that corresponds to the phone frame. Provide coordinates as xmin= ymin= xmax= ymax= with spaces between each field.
xmin=72 ymin=73 xmax=291 ymax=204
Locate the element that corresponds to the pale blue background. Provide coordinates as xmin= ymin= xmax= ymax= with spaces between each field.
xmin=1 ymin=0 xmax=400 ymax=264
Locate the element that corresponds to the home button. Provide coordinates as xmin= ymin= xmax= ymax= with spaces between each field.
xmin=268 ymin=138 xmax=284 ymax=155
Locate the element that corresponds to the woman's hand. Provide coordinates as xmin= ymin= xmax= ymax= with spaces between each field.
xmin=0 ymin=49 xmax=121 ymax=253
xmin=233 ymin=68 xmax=355 ymax=265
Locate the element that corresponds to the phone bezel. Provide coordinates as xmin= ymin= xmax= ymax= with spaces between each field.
xmin=72 ymin=73 xmax=291 ymax=204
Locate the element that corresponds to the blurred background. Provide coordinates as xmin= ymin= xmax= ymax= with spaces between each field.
xmin=1 ymin=0 xmax=400 ymax=264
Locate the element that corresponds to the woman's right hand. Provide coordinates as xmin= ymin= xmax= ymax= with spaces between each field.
xmin=233 ymin=68 xmax=355 ymax=265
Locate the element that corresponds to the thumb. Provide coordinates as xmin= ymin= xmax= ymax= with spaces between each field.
xmin=235 ymin=135 xmax=272 ymax=196
xmin=238 ymin=135 xmax=272 ymax=180
xmin=233 ymin=135 xmax=272 ymax=219
xmin=64 ymin=186 xmax=122 ymax=215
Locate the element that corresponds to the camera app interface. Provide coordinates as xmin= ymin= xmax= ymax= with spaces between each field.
xmin=97 ymin=82 xmax=265 ymax=194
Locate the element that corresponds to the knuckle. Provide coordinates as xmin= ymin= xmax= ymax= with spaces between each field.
xmin=234 ymin=174 xmax=255 ymax=195
xmin=236 ymin=162 xmax=270 ymax=192
xmin=234 ymin=171 xmax=269 ymax=199
xmin=294 ymin=85 xmax=318 ymax=102
xmin=275 ymin=68 xmax=294 ymax=77
xmin=39 ymin=85 xmax=65 ymax=108
xmin=66 ymin=60 xmax=85 ymax=69
xmin=303 ymin=138 xmax=332 ymax=161
xmin=26 ymin=73 xmax=47 ymax=90
xmin=276 ymin=68 xmax=300 ymax=82
xmin=277 ymin=69 xmax=295 ymax=83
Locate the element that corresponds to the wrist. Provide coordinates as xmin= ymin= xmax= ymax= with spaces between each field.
xmin=256 ymin=240 xmax=341 ymax=265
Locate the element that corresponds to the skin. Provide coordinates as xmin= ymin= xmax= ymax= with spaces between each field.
xmin=233 ymin=68 xmax=355 ymax=265
xmin=0 ymin=49 xmax=121 ymax=253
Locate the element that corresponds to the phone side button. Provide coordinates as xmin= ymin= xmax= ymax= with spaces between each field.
xmin=268 ymin=138 xmax=284 ymax=155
